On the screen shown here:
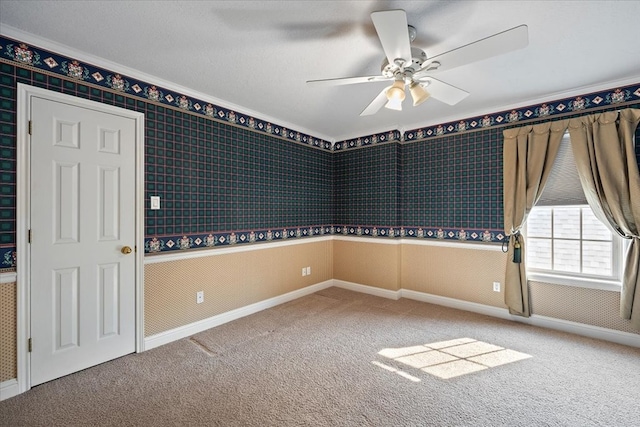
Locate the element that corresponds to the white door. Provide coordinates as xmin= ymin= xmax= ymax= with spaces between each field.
xmin=29 ymin=95 xmax=137 ymax=386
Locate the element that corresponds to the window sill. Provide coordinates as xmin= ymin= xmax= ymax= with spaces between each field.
xmin=527 ymin=272 xmax=622 ymax=292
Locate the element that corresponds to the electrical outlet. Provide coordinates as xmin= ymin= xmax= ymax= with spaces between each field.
xmin=302 ymin=268 xmax=307 ymax=276
xmin=306 ymin=266 xmax=311 ymax=275
xmin=196 ymin=291 xmax=204 ymax=304
xmin=493 ymin=282 xmax=501 ymax=292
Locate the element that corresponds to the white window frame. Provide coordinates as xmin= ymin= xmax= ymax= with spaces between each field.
xmin=525 ymin=205 xmax=628 ymax=292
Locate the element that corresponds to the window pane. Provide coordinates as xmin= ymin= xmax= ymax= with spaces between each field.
xmin=527 ymin=205 xmax=621 ymax=282
xmin=527 ymin=238 xmax=552 ymax=269
xmin=553 ymin=207 xmax=581 ymax=239
xmin=553 ymin=239 xmax=580 ymax=272
xmin=582 ymin=207 xmax=612 ymax=241
xmin=582 ymin=241 xmax=613 ymax=276
xmin=528 ymin=207 xmax=552 ymax=237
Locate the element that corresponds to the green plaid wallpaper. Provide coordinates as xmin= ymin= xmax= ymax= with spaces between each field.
xmin=334 ymin=143 xmax=399 ymax=228
xmin=0 ymin=59 xmax=333 ymax=263
xmin=144 ymin=105 xmax=333 ymax=236
xmin=401 ymin=127 xmax=503 ymax=231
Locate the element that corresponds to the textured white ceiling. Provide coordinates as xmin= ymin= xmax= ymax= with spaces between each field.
xmin=1 ymin=1 xmax=639 ymax=142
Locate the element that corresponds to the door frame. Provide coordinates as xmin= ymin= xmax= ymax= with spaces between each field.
xmin=16 ymin=83 xmax=145 ymax=394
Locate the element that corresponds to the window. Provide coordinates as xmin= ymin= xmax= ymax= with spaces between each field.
xmin=524 ymin=133 xmax=626 ymax=290
xmin=526 ymin=205 xmax=625 ymax=288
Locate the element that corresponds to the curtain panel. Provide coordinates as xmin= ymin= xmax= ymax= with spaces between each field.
xmin=502 ymin=120 xmax=569 ymax=316
xmin=568 ymin=109 xmax=640 ymax=330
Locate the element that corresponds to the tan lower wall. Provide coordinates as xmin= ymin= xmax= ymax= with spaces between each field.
xmin=144 ymin=240 xmax=333 ymax=336
xmin=400 ymin=243 xmax=637 ymax=334
xmin=333 ymin=239 xmax=400 ymax=291
xmin=530 ymin=281 xmax=638 ymax=334
xmin=1 ymin=239 xmax=636 ymax=385
xmin=1 ymin=282 xmax=16 ymax=382
xmin=401 ymin=244 xmax=508 ymax=308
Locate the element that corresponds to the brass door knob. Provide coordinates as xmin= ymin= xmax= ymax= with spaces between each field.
xmin=121 ymin=246 xmax=132 ymax=254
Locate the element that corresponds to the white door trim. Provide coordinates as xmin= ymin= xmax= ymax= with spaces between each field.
xmin=16 ymin=83 xmax=145 ymax=395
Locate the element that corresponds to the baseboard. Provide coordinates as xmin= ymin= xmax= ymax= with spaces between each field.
xmin=0 ymin=379 xmax=19 ymax=401
xmin=144 ymin=280 xmax=334 ymax=351
xmin=332 ymin=279 xmax=401 ymax=300
xmin=400 ymin=289 xmax=640 ymax=349
xmin=401 ymin=289 xmax=514 ymax=321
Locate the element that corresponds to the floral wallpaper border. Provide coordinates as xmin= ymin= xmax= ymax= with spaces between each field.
xmin=0 ymin=247 xmax=16 ymax=271
xmin=336 ymin=83 xmax=640 ymax=150
xmin=2 ymin=35 xmax=639 ymax=154
xmin=333 ymin=130 xmax=402 ymax=151
xmin=0 ymin=225 xmax=504 ymax=267
xmin=142 ymin=226 xmax=503 ymax=255
xmin=0 ymin=36 xmax=333 ymax=151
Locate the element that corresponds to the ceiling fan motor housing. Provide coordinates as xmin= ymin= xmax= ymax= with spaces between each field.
xmin=381 ymin=47 xmax=428 ymax=82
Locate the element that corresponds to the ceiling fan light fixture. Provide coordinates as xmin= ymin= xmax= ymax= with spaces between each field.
xmin=386 ymin=80 xmax=406 ymax=102
xmin=384 ymin=80 xmax=406 ymax=111
xmin=409 ymin=82 xmax=430 ymax=106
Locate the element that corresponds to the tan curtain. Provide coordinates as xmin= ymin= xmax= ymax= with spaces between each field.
xmin=568 ymin=109 xmax=640 ymax=330
xmin=503 ymin=120 xmax=569 ymax=316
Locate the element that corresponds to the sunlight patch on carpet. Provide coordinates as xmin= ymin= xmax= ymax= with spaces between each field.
xmin=376 ymin=338 xmax=532 ymax=380
xmin=371 ymin=361 xmax=422 ymax=382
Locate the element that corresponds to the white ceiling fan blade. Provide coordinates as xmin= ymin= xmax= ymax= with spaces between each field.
xmin=371 ymin=9 xmax=413 ymax=66
xmin=416 ymin=24 xmax=528 ymax=76
xmin=360 ymin=86 xmax=391 ymax=116
xmin=307 ymin=75 xmax=391 ymax=86
xmin=422 ymin=77 xmax=469 ymax=106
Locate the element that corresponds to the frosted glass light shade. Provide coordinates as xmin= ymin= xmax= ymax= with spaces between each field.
xmin=386 ymin=80 xmax=406 ymax=101
xmin=385 ymin=80 xmax=405 ymax=111
xmin=409 ymin=82 xmax=430 ymax=106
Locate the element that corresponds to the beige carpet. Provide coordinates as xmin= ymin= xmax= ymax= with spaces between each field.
xmin=1 ymin=287 xmax=640 ymax=426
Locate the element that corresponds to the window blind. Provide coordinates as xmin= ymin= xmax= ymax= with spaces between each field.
xmin=536 ymin=133 xmax=587 ymax=206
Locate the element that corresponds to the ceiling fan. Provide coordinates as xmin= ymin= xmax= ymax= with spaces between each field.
xmin=306 ymin=9 xmax=528 ymax=116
